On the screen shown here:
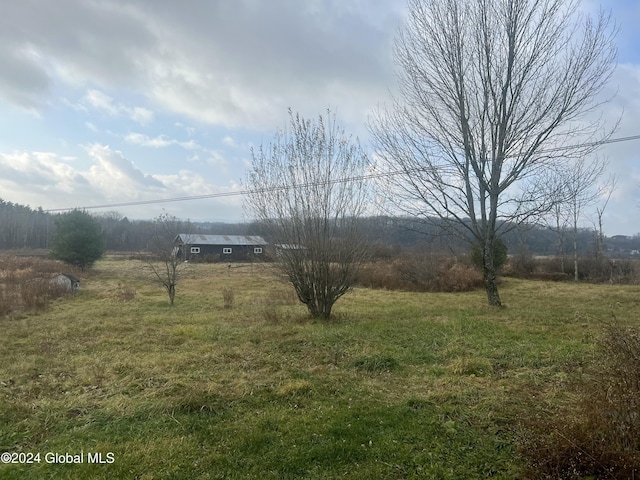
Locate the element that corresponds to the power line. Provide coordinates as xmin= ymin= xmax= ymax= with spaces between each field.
xmin=41 ymin=133 xmax=640 ymax=214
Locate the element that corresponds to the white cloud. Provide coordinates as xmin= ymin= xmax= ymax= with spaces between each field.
xmin=124 ymin=132 xmax=199 ymax=150
xmin=0 ymin=151 xmax=90 ymax=207
xmin=81 ymin=89 xmax=154 ymax=125
xmin=0 ymin=146 xmax=239 ymax=219
xmin=84 ymin=144 xmax=165 ymax=197
xmin=222 ymin=136 xmax=239 ymax=149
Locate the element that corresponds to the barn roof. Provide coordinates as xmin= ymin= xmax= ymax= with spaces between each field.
xmin=175 ymin=234 xmax=268 ymax=246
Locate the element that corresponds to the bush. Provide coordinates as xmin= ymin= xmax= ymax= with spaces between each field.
xmin=469 ymin=238 xmax=508 ymax=272
xmin=508 ymin=250 xmax=537 ymax=276
xmin=358 ymin=253 xmax=484 ymax=293
xmin=0 ymin=286 xmax=13 ymax=317
xmin=519 ymin=321 xmax=640 ymax=478
xmin=113 ymin=282 xmax=137 ymax=303
xmin=0 ymin=255 xmax=81 ymax=317
xmin=222 ymin=287 xmax=234 ymax=309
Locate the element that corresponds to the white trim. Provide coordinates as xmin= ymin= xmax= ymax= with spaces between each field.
xmin=190 ymin=246 xmax=200 ymax=254
xmin=253 ymin=247 xmax=263 ymax=254
xmin=222 ymin=247 xmax=232 ymax=254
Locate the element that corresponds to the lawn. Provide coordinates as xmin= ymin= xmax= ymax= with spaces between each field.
xmin=1 ymin=258 xmax=638 ymax=479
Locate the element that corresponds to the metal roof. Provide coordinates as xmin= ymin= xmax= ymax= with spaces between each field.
xmin=176 ymin=234 xmax=268 ymax=246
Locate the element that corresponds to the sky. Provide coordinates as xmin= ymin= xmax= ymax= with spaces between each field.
xmin=0 ymin=0 xmax=639 ymax=235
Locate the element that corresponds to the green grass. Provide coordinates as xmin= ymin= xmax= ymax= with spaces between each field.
xmin=1 ymin=258 xmax=638 ymax=478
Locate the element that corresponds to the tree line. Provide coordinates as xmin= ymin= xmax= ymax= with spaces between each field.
xmin=2 ymin=197 xmax=634 ymax=256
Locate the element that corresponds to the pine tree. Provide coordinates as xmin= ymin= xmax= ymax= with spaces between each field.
xmin=51 ymin=210 xmax=105 ymax=270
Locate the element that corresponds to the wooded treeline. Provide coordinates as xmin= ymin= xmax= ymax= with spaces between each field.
xmin=1 ymin=198 xmax=638 ymax=257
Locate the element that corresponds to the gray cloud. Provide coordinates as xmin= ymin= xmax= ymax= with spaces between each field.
xmin=0 ymin=0 xmax=156 ymax=105
xmin=0 ymin=0 xmax=399 ymax=130
xmin=0 ymin=45 xmax=51 ymax=109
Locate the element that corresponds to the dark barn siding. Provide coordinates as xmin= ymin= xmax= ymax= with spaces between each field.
xmin=175 ymin=234 xmax=267 ymax=262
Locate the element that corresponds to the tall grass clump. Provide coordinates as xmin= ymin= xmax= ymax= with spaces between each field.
xmin=519 ymin=321 xmax=640 ymax=478
xmin=222 ymin=286 xmax=235 ymax=309
xmin=112 ymin=281 xmax=137 ymax=302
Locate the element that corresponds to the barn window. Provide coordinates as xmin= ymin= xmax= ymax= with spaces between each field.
xmin=223 ymin=247 xmax=232 ymax=254
xmin=190 ymin=246 xmax=200 ymax=254
xmin=254 ymin=247 xmax=263 ymax=254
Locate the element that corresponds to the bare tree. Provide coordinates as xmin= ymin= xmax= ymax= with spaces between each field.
xmin=594 ymin=175 xmax=617 ymax=261
xmin=146 ymin=211 xmax=193 ymax=305
xmin=542 ymin=157 xmax=608 ymax=279
xmin=369 ymin=0 xmax=617 ymax=306
xmin=245 ymin=110 xmax=371 ymax=320
xmin=553 ymin=157 xmax=608 ymax=281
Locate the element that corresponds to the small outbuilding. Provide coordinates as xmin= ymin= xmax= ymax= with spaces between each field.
xmin=174 ymin=234 xmax=268 ymax=262
xmin=50 ymin=273 xmax=80 ymax=293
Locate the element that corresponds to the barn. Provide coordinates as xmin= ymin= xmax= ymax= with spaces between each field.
xmin=174 ymin=234 xmax=268 ymax=262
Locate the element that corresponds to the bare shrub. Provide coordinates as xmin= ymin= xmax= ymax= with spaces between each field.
xmin=519 ymin=322 xmax=640 ymax=478
xmin=222 ymin=287 xmax=234 ymax=309
xmin=358 ymin=254 xmax=483 ymax=293
xmin=113 ymin=282 xmax=137 ymax=303
xmin=503 ymin=255 xmax=640 ymax=284
xmin=262 ymin=305 xmax=282 ymax=324
xmin=265 ymin=285 xmax=298 ymax=306
xmin=0 ymin=255 xmax=80 ymax=316
xmin=0 ymin=286 xmax=14 ymax=317
xmin=20 ymin=278 xmax=66 ymax=311
xmin=436 ymin=262 xmax=484 ymax=292
xmin=507 ymin=252 xmax=538 ymax=277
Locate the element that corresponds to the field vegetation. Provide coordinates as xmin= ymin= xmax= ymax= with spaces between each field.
xmin=1 ymin=255 xmax=639 ymax=478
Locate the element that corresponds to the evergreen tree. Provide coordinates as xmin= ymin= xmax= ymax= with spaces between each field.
xmin=51 ymin=210 xmax=105 ymax=270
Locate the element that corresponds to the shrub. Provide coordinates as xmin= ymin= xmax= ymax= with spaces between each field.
xmin=519 ymin=321 xmax=640 ymax=478
xmin=435 ymin=261 xmax=484 ymax=292
xmin=508 ymin=250 xmax=537 ymax=277
xmin=469 ymin=238 xmax=508 ymax=272
xmin=358 ymin=254 xmax=483 ymax=293
xmin=222 ymin=287 xmax=234 ymax=309
xmin=0 ymin=286 xmax=13 ymax=317
xmin=113 ymin=282 xmax=137 ymax=302
xmin=20 ymin=278 xmax=68 ymax=312
xmin=262 ymin=305 xmax=282 ymax=324
xmin=0 ymin=255 xmax=81 ymax=316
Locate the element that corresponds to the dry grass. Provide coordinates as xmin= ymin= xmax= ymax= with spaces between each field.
xmin=1 ymin=257 xmax=640 ymax=478
xmin=0 ymin=255 xmax=80 ymax=317
xmin=518 ymin=321 xmax=640 ymax=479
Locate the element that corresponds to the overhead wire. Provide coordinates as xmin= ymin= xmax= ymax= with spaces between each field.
xmin=39 ymin=133 xmax=640 ymax=214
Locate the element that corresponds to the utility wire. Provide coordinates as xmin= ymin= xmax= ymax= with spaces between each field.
xmin=39 ymin=133 xmax=640 ymax=214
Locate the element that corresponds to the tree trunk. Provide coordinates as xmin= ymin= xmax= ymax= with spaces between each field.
xmin=306 ymin=297 xmax=333 ymax=320
xmin=483 ymin=239 xmax=502 ymax=307
xmin=573 ymin=219 xmax=579 ymax=282
xmin=483 ymin=267 xmax=502 ymax=307
xmin=169 ymin=284 xmax=175 ymax=305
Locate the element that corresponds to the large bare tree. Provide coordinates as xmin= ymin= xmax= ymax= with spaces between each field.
xmin=245 ymin=110 xmax=371 ymax=320
xmin=369 ymin=0 xmax=616 ymax=306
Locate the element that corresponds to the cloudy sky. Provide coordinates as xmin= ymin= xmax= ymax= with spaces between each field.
xmin=1 ymin=0 xmax=639 ymax=235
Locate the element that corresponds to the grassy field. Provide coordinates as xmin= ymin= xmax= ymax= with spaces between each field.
xmin=1 ymin=257 xmax=639 ymax=479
